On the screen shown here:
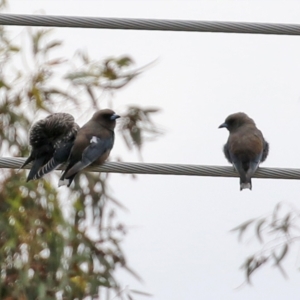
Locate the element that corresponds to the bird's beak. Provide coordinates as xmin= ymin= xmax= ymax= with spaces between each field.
xmin=218 ymin=123 xmax=227 ymax=129
xmin=110 ymin=114 xmax=120 ymax=120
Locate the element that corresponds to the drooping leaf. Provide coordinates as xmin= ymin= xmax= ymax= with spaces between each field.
xmin=231 ymin=218 xmax=256 ymax=242
xmin=255 ymin=219 xmax=266 ymax=243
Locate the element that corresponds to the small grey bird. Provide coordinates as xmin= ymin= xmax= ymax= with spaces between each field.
xmin=21 ymin=113 xmax=79 ymax=181
xmin=59 ymin=109 xmax=120 ymax=187
xmin=219 ymin=112 xmax=269 ymax=190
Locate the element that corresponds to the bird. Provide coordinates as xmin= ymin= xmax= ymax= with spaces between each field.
xmin=59 ymin=109 xmax=120 ymax=187
xmin=219 ymin=112 xmax=269 ymax=191
xmin=20 ymin=113 xmax=80 ymax=181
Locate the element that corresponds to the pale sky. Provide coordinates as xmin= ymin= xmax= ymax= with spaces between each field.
xmin=5 ymin=1 xmax=300 ymax=299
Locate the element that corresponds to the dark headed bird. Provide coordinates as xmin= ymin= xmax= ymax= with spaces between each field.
xmin=20 ymin=113 xmax=79 ymax=181
xmin=59 ymin=109 xmax=120 ymax=187
xmin=219 ymin=112 xmax=269 ymax=191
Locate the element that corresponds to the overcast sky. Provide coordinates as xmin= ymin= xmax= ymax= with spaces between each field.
xmin=6 ymin=1 xmax=300 ymax=299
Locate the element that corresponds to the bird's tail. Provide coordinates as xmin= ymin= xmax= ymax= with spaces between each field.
xmin=58 ymin=158 xmax=93 ymax=187
xmin=26 ymin=157 xmax=45 ymax=182
xmin=233 ymin=161 xmax=251 ymax=191
xmin=58 ymin=174 xmax=76 ymax=187
xmin=58 ymin=178 xmax=71 ymax=187
xmin=240 ymin=178 xmax=252 ymax=191
xmin=239 ymin=171 xmax=252 ymax=190
xmin=240 ymin=160 xmax=260 ymax=191
xmin=63 ymin=161 xmax=88 ymax=178
xmin=33 ymin=157 xmax=61 ymax=180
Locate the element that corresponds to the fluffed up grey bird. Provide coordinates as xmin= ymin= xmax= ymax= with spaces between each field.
xmin=59 ymin=109 xmax=120 ymax=187
xmin=219 ymin=112 xmax=269 ymax=191
xmin=20 ymin=113 xmax=80 ymax=181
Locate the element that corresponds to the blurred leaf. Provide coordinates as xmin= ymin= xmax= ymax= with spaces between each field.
xmin=8 ymin=45 xmax=19 ymax=52
xmin=234 ymin=202 xmax=300 ymax=284
xmin=123 ymin=265 xmax=143 ymax=282
xmin=273 ymin=244 xmax=289 ymax=266
xmin=45 ymin=58 xmax=67 ymax=66
xmin=143 ymin=108 xmax=160 ymax=114
xmin=0 ymin=0 xmax=7 ymax=9
xmin=120 ymin=106 xmax=163 ymax=154
xmin=31 ymin=29 xmax=52 ymax=55
xmin=65 ymin=71 xmax=94 ymax=81
xmin=272 ymin=247 xmax=288 ymax=279
xmin=117 ymin=56 xmax=133 ymax=67
xmin=282 ymin=214 xmax=291 ymax=233
xmin=0 ymin=79 xmax=10 ymax=89
xmin=272 ymin=202 xmax=282 ymax=225
xmin=77 ymin=50 xmax=90 ymax=64
xmin=0 ymin=22 xmax=155 ymax=299
xmin=43 ymin=40 xmax=62 ymax=53
xmin=255 ymin=219 xmax=266 ymax=243
xmin=231 ymin=218 xmax=256 ymax=242
xmin=241 ymin=255 xmax=268 ymax=284
xmin=130 ymin=289 xmax=153 ymax=297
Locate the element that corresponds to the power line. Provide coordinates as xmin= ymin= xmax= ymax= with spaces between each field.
xmin=1 ymin=157 xmax=300 ymax=180
xmin=1 ymin=14 xmax=300 ymax=36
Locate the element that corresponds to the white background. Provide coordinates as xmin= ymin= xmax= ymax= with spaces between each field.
xmin=6 ymin=1 xmax=300 ymax=299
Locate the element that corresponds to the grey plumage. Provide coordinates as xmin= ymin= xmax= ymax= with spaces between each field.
xmin=59 ymin=109 xmax=120 ymax=187
xmin=21 ymin=113 xmax=79 ymax=181
xmin=219 ymin=112 xmax=269 ymax=191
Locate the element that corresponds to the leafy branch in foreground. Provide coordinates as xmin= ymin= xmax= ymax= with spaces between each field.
xmin=119 ymin=105 xmax=163 ymax=156
xmin=0 ymin=17 xmax=160 ymax=299
xmin=231 ymin=202 xmax=300 ymax=284
xmin=65 ymin=50 xmax=163 ymax=156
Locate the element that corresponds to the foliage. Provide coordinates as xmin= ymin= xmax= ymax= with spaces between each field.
xmin=231 ymin=202 xmax=300 ymax=284
xmin=119 ymin=106 xmax=162 ymax=154
xmin=0 ymin=17 xmax=160 ymax=300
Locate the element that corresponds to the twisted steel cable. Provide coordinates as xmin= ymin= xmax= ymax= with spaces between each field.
xmin=1 ymin=157 xmax=300 ymax=180
xmin=1 ymin=14 xmax=300 ymax=36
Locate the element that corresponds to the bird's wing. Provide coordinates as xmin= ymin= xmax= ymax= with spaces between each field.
xmin=245 ymin=132 xmax=264 ymax=178
xmin=26 ymin=156 xmax=47 ymax=182
xmin=223 ymin=143 xmax=232 ymax=163
xmin=63 ymin=136 xmax=113 ymax=179
xmin=261 ymin=139 xmax=269 ymax=163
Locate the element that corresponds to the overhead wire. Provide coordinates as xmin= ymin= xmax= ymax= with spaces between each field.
xmin=1 ymin=157 xmax=300 ymax=180
xmin=0 ymin=14 xmax=300 ymax=36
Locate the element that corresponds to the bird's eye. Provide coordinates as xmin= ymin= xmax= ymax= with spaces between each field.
xmin=227 ymin=118 xmax=235 ymax=125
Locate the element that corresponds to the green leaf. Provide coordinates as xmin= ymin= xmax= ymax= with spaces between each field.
xmin=9 ymin=45 xmax=20 ymax=52
xmin=0 ymin=80 xmax=10 ymax=89
xmin=116 ymin=56 xmax=134 ymax=67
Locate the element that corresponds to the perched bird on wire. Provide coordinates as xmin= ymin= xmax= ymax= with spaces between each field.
xmin=219 ymin=112 xmax=269 ymax=191
xmin=20 ymin=113 xmax=80 ymax=181
xmin=59 ymin=109 xmax=120 ymax=187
